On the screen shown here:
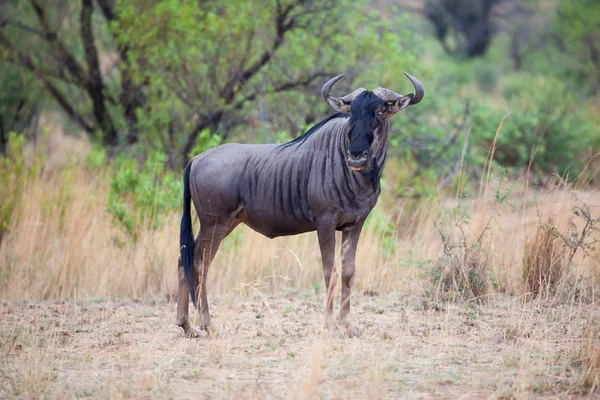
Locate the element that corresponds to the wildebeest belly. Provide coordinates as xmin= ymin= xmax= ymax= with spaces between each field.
xmin=236 ymin=207 xmax=316 ymax=239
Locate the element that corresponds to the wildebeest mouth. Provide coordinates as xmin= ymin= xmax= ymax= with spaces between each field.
xmin=347 ymin=152 xmax=368 ymax=170
xmin=348 ymin=165 xmax=366 ymax=171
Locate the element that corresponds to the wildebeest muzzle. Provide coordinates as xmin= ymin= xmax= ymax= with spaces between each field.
xmin=347 ymin=150 xmax=369 ymax=170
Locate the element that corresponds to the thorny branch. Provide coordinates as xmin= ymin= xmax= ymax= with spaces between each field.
xmin=551 ymin=205 xmax=600 ymax=266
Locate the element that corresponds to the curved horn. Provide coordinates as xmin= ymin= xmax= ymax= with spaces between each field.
xmin=322 ymin=73 xmax=346 ymax=102
xmin=372 ymin=87 xmax=402 ymax=103
xmin=404 ymin=72 xmax=424 ymax=105
xmin=373 ymin=72 xmax=425 ymax=105
xmin=372 ymin=72 xmax=424 ymax=115
xmin=322 ymin=74 xmax=366 ymax=114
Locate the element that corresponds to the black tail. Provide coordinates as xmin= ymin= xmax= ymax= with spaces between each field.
xmin=180 ymin=161 xmax=197 ymax=306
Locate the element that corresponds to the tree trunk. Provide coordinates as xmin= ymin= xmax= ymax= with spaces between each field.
xmin=182 ymin=111 xmax=224 ymax=167
xmin=81 ymin=0 xmax=118 ymax=146
xmin=0 ymin=115 xmax=6 ymax=156
xmin=119 ymin=56 xmax=145 ymax=145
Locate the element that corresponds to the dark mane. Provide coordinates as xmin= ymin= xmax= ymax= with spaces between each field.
xmin=279 ymin=112 xmax=347 ymax=148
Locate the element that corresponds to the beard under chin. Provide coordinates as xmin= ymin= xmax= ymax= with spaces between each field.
xmin=357 ymin=158 xmax=380 ymax=187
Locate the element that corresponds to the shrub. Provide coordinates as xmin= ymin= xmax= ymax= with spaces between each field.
xmin=188 ymin=129 xmax=222 ymax=160
xmin=364 ymin=204 xmax=398 ymax=257
xmin=0 ymin=133 xmax=40 ymax=245
xmin=523 ymin=201 xmax=600 ymax=299
xmin=107 ymin=152 xmax=181 ymax=239
xmin=0 ymin=63 xmax=43 ymax=146
xmin=432 ymin=249 xmax=489 ymax=302
xmin=429 ymin=196 xmax=494 ymax=303
xmin=470 ymin=74 xmax=598 ymax=178
xmin=473 ymin=61 xmax=500 ymax=93
xmin=84 ymin=145 xmax=107 ymax=170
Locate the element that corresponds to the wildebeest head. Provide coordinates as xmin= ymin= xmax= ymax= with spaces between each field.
xmin=322 ymin=73 xmax=424 ymax=171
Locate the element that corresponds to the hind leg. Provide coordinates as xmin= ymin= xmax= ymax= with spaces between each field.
xmin=176 ymin=232 xmax=203 ymax=336
xmin=176 ymin=256 xmax=192 ymax=335
xmin=196 ymin=217 xmax=240 ymax=335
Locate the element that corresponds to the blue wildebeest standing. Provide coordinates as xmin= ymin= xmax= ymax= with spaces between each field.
xmin=178 ymin=73 xmax=424 ymax=337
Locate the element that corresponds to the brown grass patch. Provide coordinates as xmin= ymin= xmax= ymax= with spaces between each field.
xmin=581 ymin=317 xmax=600 ymax=392
xmin=522 ymin=220 xmax=566 ymax=297
xmin=1 ymin=293 xmax=599 ymax=398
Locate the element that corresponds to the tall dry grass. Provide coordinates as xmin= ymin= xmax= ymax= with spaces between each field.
xmin=0 ymin=129 xmax=599 ymax=304
xmin=523 ymin=219 xmax=566 ymax=297
xmin=581 ymin=317 xmax=600 ymax=391
xmin=0 ymin=159 xmax=426 ymax=300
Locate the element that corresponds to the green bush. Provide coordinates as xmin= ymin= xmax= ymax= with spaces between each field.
xmin=473 ymin=61 xmax=500 ymax=93
xmin=107 ymin=152 xmax=182 ymax=239
xmin=0 ymin=133 xmax=40 ymax=244
xmin=0 ymin=63 xmax=43 ymax=145
xmin=84 ymin=145 xmax=108 ymax=170
xmin=188 ymin=129 xmax=222 ymax=160
xmin=364 ymin=205 xmax=397 ymax=257
xmin=470 ymin=74 xmax=598 ymax=177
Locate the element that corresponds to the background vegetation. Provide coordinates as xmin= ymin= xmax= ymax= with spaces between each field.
xmin=1 ymin=0 xmax=598 ymax=175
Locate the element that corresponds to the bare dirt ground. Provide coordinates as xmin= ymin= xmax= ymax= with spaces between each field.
xmin=1 ymin=291 xmax=597 ymax=399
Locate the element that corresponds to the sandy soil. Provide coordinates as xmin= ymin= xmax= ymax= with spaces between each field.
xmin=0 ymin=291 xmax=597 ymax=399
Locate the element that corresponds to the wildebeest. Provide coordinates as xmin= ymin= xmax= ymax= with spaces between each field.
xmin=178 ymin=72 xmax=424 ymax=337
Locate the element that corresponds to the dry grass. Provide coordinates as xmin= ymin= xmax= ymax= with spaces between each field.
xmin=581 ymin=317 xmax=600 ymax=391
xmin=523 ymin=220 xmax=566 ymax=298
xmin=433 ymin=248 xmax=490 ymax=302
xmin=0 ymin=166 xmax=179 ymax=300
xmin=1 ymin=293 xmax=600 ymax=398
xmin=1 ymin=128 xmax=600 ymax=397
xmin=5 ymin=154 xmax=598 ymax=302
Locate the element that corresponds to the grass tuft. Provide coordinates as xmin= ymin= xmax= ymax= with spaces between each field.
xmin=522 ymin=220 xmax=566 ymax=298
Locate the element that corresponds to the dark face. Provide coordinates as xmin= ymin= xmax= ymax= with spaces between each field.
xmin=346 ymin=91 xmax=386 ymax=171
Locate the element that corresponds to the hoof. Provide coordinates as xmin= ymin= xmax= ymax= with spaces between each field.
xmin=179 ymin=323 xmax=200 ymax=338
xmin=189 ymin=328 xmax=201 ymax=338
xmin=198 ymin=324 xmax=216 ymax=337
xmin=324 ymin=316 xmax=336 ymax=332
xmin=345 ymin=324 xmax=362 ymax=338
xmin=340 ymin=318 xmax=362 ymax=338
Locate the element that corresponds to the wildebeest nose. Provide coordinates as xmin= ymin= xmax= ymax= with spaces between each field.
xmin=349 ymin=150 xmax=368 ymax=160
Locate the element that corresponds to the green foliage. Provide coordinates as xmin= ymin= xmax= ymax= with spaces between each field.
xmin=0 ymin=62 xmax=43 ymax=144
xmin=470 ymin=74 xmax=598 ymax=177
xmin=0 ymin=133 xmax=41 ymax=244
xmin=84 ymin=145 xmax=108 ymax=170
xmin=365 ymin=205 xmax=398 ymax=257
xmin=188 ymin=129 xmax=222 ymax=160
xmin=473 ymin=60 xmax=500 ymax=93
xmin=553 ymin=0 xmax=600 ymax=93
xmin=107 ymin=152 xmax=181 ymax=239
xmin=0 ymin=1 xmax=126 ymax=146
xmin=113 ymin=0 xmax=422 ymax=162
xmin=2 ymin=0 xmax=600 ymax=192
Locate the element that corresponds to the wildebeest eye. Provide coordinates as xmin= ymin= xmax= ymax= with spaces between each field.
xmin=377 ymin=111 xmax=384 ymax=116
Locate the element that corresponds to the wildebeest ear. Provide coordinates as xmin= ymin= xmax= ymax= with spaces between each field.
xmin=322 ymin=74 xmax=365 ymax=114
xmin=389 ymin=95 xmax=412 ymax=113
xmin=325 ymin=97 xmax=352 ymax=114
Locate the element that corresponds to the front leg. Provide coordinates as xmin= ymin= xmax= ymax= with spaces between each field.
xmin=340 ymin=219 xmax=365 ymax=337
xmin=316 ymin=216 xmax=337 ymax=331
